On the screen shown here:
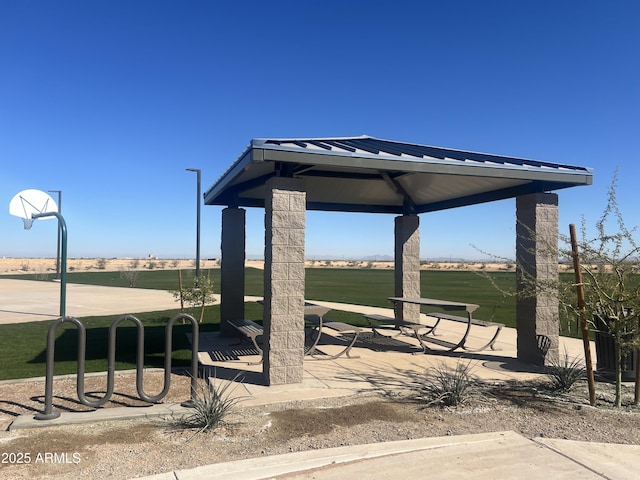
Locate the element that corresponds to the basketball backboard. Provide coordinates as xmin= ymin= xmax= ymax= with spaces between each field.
xmin=9 ymin=189 xmax=58 ymax=229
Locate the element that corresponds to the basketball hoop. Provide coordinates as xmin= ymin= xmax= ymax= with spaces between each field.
xmin=9 ymin=189 xmax=68 ymax=317
xmin=9 ymin=189 xmax=58 ymax=229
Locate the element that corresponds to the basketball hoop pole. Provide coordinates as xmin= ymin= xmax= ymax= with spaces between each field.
xmin=32 ymin=211 xmax=67 ymax=317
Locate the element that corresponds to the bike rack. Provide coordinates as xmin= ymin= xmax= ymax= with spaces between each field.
xmin=35 ymin=313 xmax=199 ymax=420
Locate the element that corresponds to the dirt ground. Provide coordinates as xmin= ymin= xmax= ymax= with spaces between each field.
xmin=0 ymin=257 xmax=218 ymax=276
xmin=0 ymin=257 xmax=583 ymax=277
xmin=1 ymin=371 xmax=640 ymax=479
xmin=0 ymin=257 xmax=530 ymax=275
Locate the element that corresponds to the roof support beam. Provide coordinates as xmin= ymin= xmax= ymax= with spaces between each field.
xmin=220 ymin=172 xmax=276 ymax=206
xmin=379 ymin=171 xmax=417 ymax=214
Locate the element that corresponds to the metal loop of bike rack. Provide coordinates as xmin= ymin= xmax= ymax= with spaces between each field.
xmin=35 ymin=313 xmax=199 ymax=421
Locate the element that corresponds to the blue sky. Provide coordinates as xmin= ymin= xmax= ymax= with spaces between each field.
xmin=1 ymin=1 xmax=638 ymax=261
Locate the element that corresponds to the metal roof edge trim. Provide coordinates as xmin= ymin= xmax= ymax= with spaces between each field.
xmin=204 ymin=148 xmax=256 ymax=203
xmin=255 ymin=142 xmax=593 ymax=177
xmin=260 ymin=148 xmax=593 ymax=184
xmin=251 ymin=135 xmax=370 ymax=145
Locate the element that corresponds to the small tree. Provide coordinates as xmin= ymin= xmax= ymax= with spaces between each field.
xmin=478 ymin=170 xmax=640 ymax=407
xmin=173 ymin=272 xmax=217 ymax=323
xmin=563 ymin=174 xmax=640 ymax=406
xmin=120 ymin=268 xmax=141 ymax=288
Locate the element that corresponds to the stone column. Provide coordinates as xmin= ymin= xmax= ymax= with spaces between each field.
xmin=516 ymin=193 xmax=559 ymax=365
xmin=394 ymin=214 xmax=421 ymax=323
xmin=263 ymin=177 xmax=306 ymax=385
xmin=220 ymin=207 xmax=246 ymax=337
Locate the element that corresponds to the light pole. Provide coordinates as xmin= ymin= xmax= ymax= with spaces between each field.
xmin=48 ymin=190 xmax=62 ymax=279
xmin=186 ymin=168 xmax=201 ymax=278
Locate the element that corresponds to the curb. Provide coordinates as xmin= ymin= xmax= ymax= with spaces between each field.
xmin=9 ymin=402 xmax=194 ymax=431
xmin=136 ymin=431 xmax=523 ymax=480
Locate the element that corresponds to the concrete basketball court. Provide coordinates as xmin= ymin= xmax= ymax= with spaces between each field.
xmin=0 ymin=278 xmax=181 ymax=324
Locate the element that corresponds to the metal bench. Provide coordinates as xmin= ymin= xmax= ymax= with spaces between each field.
xmin=364 ymin=311 xmax=504 ymax=353
xmin=228 ymin=316 xmax=362 ymax=363
xmin=305 ymin=317 xmax=362 ymax=359
xmin=227 ymin=319 xmax=264 ymax=365
xmin=425 ymin=312 xmax=504 ymax=351
xmin=364 ymin=313 xmax=439 ymax=338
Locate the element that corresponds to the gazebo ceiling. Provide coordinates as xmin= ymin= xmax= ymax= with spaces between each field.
xmin=204 ymin=136 xmax=593 ymax=214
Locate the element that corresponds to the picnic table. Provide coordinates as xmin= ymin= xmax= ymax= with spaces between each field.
xmin=364 ymin=297 xmax=503 ymax=353
xmin=229 ymin=301 xmax=361 ymax=362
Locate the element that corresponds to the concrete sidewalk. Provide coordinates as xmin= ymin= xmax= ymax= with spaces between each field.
xmin=138 ymin=431 xmax=640 ymax=480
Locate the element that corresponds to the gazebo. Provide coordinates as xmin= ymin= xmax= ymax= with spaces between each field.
xmin=204 ymin=136 xmax=593 ymax=385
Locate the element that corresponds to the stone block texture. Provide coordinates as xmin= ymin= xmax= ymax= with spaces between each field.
xmin=394 ymin=215 xmax=421 ymax=323
xmin=516 ymin=193 xmax=559 ymax=365
xmin=263 ymin=177 xmax=306 ymax=385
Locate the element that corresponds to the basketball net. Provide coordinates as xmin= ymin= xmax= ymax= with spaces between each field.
xmin=23 ymin=217 xmax=35 ymax=230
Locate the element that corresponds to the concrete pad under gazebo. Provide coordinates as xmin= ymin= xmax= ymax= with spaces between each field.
xmin=204 ymin=136 xmax=593 ymax=385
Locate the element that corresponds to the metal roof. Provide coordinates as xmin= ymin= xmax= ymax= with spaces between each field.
xmin=204 ymin=136 xmax=593 ymax=214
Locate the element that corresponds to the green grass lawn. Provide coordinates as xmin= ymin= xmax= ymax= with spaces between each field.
xmin=304 ymin=268 xmax=516 ymax=326
xmin=0 ymin=303 xmax=266 ymax=381
xmin=0 ymin=267 xmax=522 ymax=380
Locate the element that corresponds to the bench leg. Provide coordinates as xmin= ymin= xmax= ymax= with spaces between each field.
xmin=245 ymin=333 xmax=264 ymax=365
xmin=422 ymin=317 xmax=443 ymax=336
xmin=339 ymin=331 xmax=361 ymax=359
xmin=461 ymin=325 xmax=504 ymax=352
xmin=412 ymin=318 xmax=471 ymax=354
xmin=304 ymin=324 xmax=324 ymax=356
xmin=410 ymin=327 xmax=443 ymax=354
xmin=308 ymin=330 xmax=361 ymax=360
xmin=373 ymin=326 xmax=404 ymax=338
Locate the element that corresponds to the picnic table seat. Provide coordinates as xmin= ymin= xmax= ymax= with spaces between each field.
xmin=228 ymin=316 xmax=362 ymax=363
xmin=364 ymin=313 xmax=439 ymax=338
xmin=227 ymin=319 xmax=264 ymax=365
xmin=425 ymin=312 xmax=504 ymax=351
xmin=364 ymin=312 xmax=504 ymax=353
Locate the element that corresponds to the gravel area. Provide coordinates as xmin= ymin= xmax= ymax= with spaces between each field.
xmin=2 ymin=371 xmax=640 ymax=479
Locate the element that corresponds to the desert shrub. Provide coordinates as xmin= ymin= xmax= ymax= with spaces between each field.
xmin=180 ymin=375 xmax=240 ymax=437
xmin=95 ymin=258 xmax=107 ymax=269
xmin=421 ymin=361 xmax=476 ymax=407
xmin=546 ymin=349 xmax=586 ymax=393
